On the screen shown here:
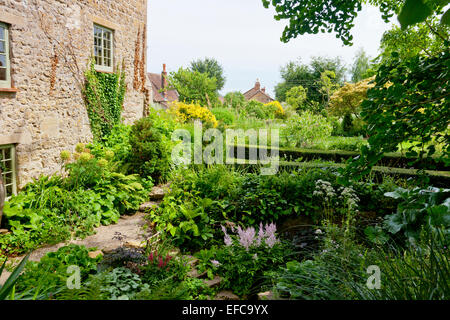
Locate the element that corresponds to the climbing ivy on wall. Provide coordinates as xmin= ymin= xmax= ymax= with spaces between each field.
xmin=83 ymin=60 xmax=127 ymax=141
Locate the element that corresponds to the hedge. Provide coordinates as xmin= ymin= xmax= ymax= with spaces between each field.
xmin=227 ymin=145 xmax=449 ymax=171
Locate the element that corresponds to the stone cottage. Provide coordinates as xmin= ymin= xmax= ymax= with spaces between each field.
xmin=243 ymin=79 xmax=274 ymax=104
xmin=0 ymin=0 xmax=150 ymax=198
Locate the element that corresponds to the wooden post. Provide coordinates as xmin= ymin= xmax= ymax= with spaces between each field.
xmin=0 ymin=167 xmax=5 ymax=226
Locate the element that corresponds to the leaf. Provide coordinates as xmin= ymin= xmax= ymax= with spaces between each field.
xmin=442 ymin=8 xmax=450 ymax=25
xmin=398 ymin=0 xmax=433 ymax=30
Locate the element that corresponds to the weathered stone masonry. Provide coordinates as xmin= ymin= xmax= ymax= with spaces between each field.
xmin=0 ymin=0 xmax=150 ymax=189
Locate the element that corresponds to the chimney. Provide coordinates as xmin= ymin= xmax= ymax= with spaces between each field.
xmin=162 ymin=63 xmax=168 ymax=101
xmin=262 ymin=87 xmax=266 ymax=93
xmin=255 ymin=79 xmax=261 ymax=91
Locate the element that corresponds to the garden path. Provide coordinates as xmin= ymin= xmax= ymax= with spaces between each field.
xmin=0 ymin=185 xmax=169 ymax=285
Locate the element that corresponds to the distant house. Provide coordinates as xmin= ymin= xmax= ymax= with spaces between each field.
xmin=148 ymin=64 xmax=179 ymax=108
xmin=243 ymin=80 xmax=274 ymax=104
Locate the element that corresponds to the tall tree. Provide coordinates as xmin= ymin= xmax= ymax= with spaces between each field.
xmin=190 ymin=58 xmax=226 ymax=91
xmin=351 ymin=48 xmax=374 ymax=83
xmin=275 ymin=56 xmax=346 ymax=106
xmin=168 ymin=68 xmax=219 ymax=107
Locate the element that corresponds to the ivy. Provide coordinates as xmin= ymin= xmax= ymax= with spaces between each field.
xmin=83 ymin=60 xmax=127 ymax=141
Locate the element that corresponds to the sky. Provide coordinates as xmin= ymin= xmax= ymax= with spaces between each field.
xmin=147 ymin=0 xmax=396 ymax=97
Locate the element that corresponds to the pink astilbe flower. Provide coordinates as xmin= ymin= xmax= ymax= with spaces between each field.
xmin=237 ymin=226 xmax=256 ymax=251
xmin=264 ymin=223 xmax=279 ymax=248
xmin=256 ymin=223 xmax=265 ymax=246
xmin=221 ymin=225 xmax=233 ymax=246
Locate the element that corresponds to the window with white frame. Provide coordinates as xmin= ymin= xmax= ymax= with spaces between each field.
xmin=0 ymin=22 xmax=11 ymax=88
xmin=0 ymin=144 xmax=17 ymax=199
xmin=93 ymin=24 xmax=113 ymax=72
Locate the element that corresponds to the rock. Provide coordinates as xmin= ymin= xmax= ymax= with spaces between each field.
xmin=149 ymin=184 xmax=170 ymax=201
xmin=0 ymin=229 xmax=10 ymax=235
xmin=204 ymin=276 xmax=222 ymax=288
xmin=139 ymin=202 xmax=159 ymax=212
xmin=125 ymin=240 xmax=146 ymax=249
xmin=88 ymin=250 xmax=103 ymax=259
xmin=257 ymin=291 xmax=275 ymax=300
xmin=168 ymin=248 xmax=180 ymax=257
xmin=215 ymin=291 xmax=240 ymax=300
xmin=183 ymin=255 xmax=199 ymax=267
xmin=187 ymin=268 xmax=207 ymax=278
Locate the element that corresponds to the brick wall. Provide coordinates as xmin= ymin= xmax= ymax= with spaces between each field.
xmin=0 ymin=0 xmax=150 ymax=187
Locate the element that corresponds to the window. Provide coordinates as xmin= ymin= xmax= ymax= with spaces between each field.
xmin=93 ymin=24 xmax=113 ymax=72
xmin=0 ymin=22 xmax=11 ymax=88
xmin=0 ymin=144 xmax=17 ymax=199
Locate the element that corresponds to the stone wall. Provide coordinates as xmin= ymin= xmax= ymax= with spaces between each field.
xmin=0 ymin=0 xmax=150 ymax=188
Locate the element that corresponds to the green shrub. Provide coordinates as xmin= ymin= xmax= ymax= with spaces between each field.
xmin=211 ymin=107 xmax=236 ymax=125
xmin=383 ymin=187 xmax=450 ymax=245
xmin=282 ymin=111 xmax=333 ymax=148
xmin=128 ymin=116 xmax=172 ymax=183
xmin=15 ymin=245 xmax=102 ymax=298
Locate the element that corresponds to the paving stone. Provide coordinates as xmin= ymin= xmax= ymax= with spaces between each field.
xmin=215 ymin=291 xmax=240 ymax=300
xmin=125 ymin=240 xmax=146 ymax=249
xmin=257 ymin=291 xmax=275 ymax=300
xmin=139 ymin=201 xmax=159 ymax=212
xmin=204 ymin=275 xmax=222 ymax=288
xmin=187 ymin=268 xmax=207 ymax=278
xmin=183 ymin=255 xmax=199 ymax=267
xmin=88 ymin=250 xmax=103 ymax=259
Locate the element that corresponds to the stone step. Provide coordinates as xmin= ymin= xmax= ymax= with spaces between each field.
xmin=149 ymin=183 xmax=170 ymax=201
xmin=204 ymin=275 xmax=222 ymax=288
xmin=215 ymin=291 xmax=240 ymax=300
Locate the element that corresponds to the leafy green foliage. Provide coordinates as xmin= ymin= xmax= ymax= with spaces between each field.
xmin=383 ymin=187 xmax=450 ymax=244
xmin=190 ymin=58 xmax=226 ymax=91
xmin=168 ymin=67 xmax=219 ymax=107
xmin=378 ymin=20 xmax=449 ymax=64
xmin=224 ymin=91 xmax=247 ymax=110
xmin=285 ymin=85 xmax=308 ymax=111
xmin=274 ymin=57 xmax=346 ymax=109
xmin=83 ymin=60 xmax=126 ymax=141
xmin=270 ymin=225 xmax=450 ymax=300
xmin=351 ymin=48 xmax=375 ymax=83
xmin=128 ymin=116 xmax=173 ymax=183
xmin=0 ymin=253 xmax=30 ymax=300
xmin=211 ymin=107 xmax=236 ymax=126
xmin=15 ymin=245 xmax=101 ymax=298
xmin=282 ymin=111 xmax=333 ymax=148
xmin=345 ymin=49 xmax=450 ymax=180
xmin=0 ymin=151 xmax=150 ymax=256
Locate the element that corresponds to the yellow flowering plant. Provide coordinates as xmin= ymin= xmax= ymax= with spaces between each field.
xmin=169 ymin=101 xmax=218 ymax=128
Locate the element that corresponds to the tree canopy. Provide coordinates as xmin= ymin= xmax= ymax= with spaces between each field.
xmin=190 ymin=58 xmax=226 ymax=91
xmin=261 ymin=0 xmax=449 ymax=45
xmin=275 ymin=56 xmax=346 ymax=106
xmin=168 ymin=68 xmax=219 ymax=107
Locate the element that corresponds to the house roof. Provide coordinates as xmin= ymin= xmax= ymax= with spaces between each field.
xmin=148 ymin=72 xmax=179 ymax=105
xmin=243 ymin=80 xmax=274 ymax=104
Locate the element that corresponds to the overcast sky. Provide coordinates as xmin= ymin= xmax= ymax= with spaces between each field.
xmin=147 ymin=0 xmax=395 ymax=97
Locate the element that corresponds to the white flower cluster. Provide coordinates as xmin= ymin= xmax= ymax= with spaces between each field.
xmin=313 ymin=180 xmax=360 ymax=212
xmin=313 ymin=180 xmax=336 ymax=202
xmin=338 ymin=186 xmax=360 ymax=212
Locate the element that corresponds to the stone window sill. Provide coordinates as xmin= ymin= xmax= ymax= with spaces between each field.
xmin=0 ymin=87 xmax=19 ymax=93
